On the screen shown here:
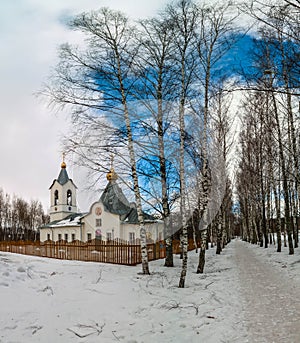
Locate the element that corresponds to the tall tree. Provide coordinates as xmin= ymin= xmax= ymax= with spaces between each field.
xmin=193 ymin=1 xmax=240 ymax=273
xmin=166 ymin=0 xmax=198 ymax=288
xmin=134 ymin=15 xmax=178 ymax=267
xmin=44 ymin=8 xmax=151 ymax=273
xmin=210 ymin=87 xmax=235 ymax=254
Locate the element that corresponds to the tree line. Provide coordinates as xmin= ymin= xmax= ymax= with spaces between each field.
xmin=0 ymin=188 xmax=49 ymax=241
xmin=236 ymin=0 xmax=300 ymax=254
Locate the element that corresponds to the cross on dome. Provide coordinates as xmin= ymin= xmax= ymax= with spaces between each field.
xmin=61 ymin=152 xmax=66 ymax=169
xmin=106 ymin=153 xmax=118 ymax=181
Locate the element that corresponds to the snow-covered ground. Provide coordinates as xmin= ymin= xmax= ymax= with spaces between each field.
xmin=0 ymin=238 xmax=299 ymax=343
xmin=246 ymin=239 xmax=300 ymax=285
xmin=235 ymin=240 xmax=300 ymax=343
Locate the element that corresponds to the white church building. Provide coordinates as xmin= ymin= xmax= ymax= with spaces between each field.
xmin=39 ymin=160 xmax=164 ymax=243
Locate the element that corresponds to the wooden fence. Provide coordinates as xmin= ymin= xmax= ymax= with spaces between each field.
xmin=0 ymin=239 xmax=200 ymax=266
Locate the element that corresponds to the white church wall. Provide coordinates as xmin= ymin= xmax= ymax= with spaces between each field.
xmin=40 ymin=229 xmax=51 ymax=242
xmin=121 ymin=221 xmax=164 ymax=242
xmin=144 ymin=221 xmax=164 ymax=241
xmin=40 ymin=225 xmax=81 ymax=242
xmin=82 ymin=201 xmax=120 ymax=241
xmin=121 ymin=223 xmax=140 ymax=242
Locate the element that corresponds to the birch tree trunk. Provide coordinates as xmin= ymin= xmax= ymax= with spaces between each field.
xmin=216 ymin=208 xmax=223 ymax=254
xmin=197 ymin=229 xmax=207 ymax=274
xmin=178 ymin=78 xmax=188 ymax=288
xmin=123 ymin=102 xmax=150 ymax=274
xmin=116 ymin=56 xmax=150 ymax=275
xmin=197 ymin=156 xmax=210 ymax=273
xmin=271 ymin=168 xmax=282 ymax=252
xmin=166 ymin=0 xmax=198 ymax=288
xmin=137 ymin=18 xmax=175 ymax=267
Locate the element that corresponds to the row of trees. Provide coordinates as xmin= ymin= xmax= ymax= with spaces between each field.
xmin=0 ymin=188 xmax=49 ymax=241
xmin=236 ymin=0 xmax=300 ymax=254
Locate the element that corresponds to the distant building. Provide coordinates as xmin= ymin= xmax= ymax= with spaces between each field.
xmin=39 ymin=160 xmax=164 ymax=242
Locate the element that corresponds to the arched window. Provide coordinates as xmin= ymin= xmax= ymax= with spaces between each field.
xmin=67 ymin=189 xmax=72 ymax=206
xmin=54 ymin=190 xmax=59 ymax=205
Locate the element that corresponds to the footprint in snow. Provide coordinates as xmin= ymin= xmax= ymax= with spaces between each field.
xmin=0 ymin=282 xmax=9 ymax=287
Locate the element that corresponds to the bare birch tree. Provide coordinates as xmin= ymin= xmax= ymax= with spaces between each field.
xmin=210 ymin=87 xmax=235 ymax=254
xmin=134 ymin=15 xmax=178 ymax=267
xmin=43 ymin=8 xmax=151 ymax=273
xmin=194 ymin=1 xmax=240 ymax=273
xmin=165 ymin=0 xmax=199 ymax=288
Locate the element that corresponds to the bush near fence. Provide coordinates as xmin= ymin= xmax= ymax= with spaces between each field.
xmin=0 ymin=238 xmax=200 ymax=266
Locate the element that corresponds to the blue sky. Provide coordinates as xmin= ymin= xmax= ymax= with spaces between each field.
xmin=0 ymin=0 xmax=171 ymax=212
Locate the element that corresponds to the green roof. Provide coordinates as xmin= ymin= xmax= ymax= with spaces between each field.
xmin=100 ymin=180 xmax=155 ymax=223
xmin=57 ymin=168 xmax=69 ymax=185
xmin=49 ymin=166 xmax=77 ymax=190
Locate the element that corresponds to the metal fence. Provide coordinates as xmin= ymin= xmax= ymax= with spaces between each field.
xmin=0 ymin=239 xmax=200 ymax=266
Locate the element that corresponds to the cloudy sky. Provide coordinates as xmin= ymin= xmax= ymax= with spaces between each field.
xmin=0 ymin=0 xmax=171 ymax=212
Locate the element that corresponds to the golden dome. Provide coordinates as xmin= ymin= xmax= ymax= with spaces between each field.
xmin=61 ymin=152 xmax=67 ymax=168
xmin=106 ymin=168 xmax=118 ymax=181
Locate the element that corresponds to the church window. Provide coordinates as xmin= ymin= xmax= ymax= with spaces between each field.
xmin=54 ymin=190 xmax=59 ymax=205
xmin=64 ymin=233 xmax=68 ymax=241
xmin=129 ymin=232 xmax=135 ymax=242
xmin=67 ymin=190 xmax=72 ymax=206
xmin=96 ymin=219 xmax=102 ymax=227
xmin=87 ymin=233 xmax=92 ymax=241
xmin=58 ymin=234 xmax=62 ymax=241
xmin=107 ymin=232 xmax=112 ymax=241
xmin=47 ymin=233 xmax=50 ymax=241
xmin=71 ymin=233 xmax=75 ymax=241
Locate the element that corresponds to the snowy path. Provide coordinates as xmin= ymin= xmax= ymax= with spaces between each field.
xmin=234 ymin=240 xmax=300 ymax=343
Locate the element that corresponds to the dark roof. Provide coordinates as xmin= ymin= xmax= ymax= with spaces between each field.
xmin=100 ymin=181 xmax=155 ymax=224
xmin=49 ymin=167 xmax=77 ymax=189
xmin=122 ymin=207 xmax=156 ymax=223
xmin=57 ymin=168 xmax=69 ymax=185
xmin=100 ymin=181 xmax=131 ymax=215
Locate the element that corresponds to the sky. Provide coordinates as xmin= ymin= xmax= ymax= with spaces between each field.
xmin=0 ymin=0 xmax=171 ymax=213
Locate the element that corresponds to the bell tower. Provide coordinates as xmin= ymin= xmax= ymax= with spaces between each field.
xmin=49 ymin=156 xmax=78 ymax=222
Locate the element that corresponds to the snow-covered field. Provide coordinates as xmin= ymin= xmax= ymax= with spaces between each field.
xmin=0 ymin=239 xmax=299 ymax=343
